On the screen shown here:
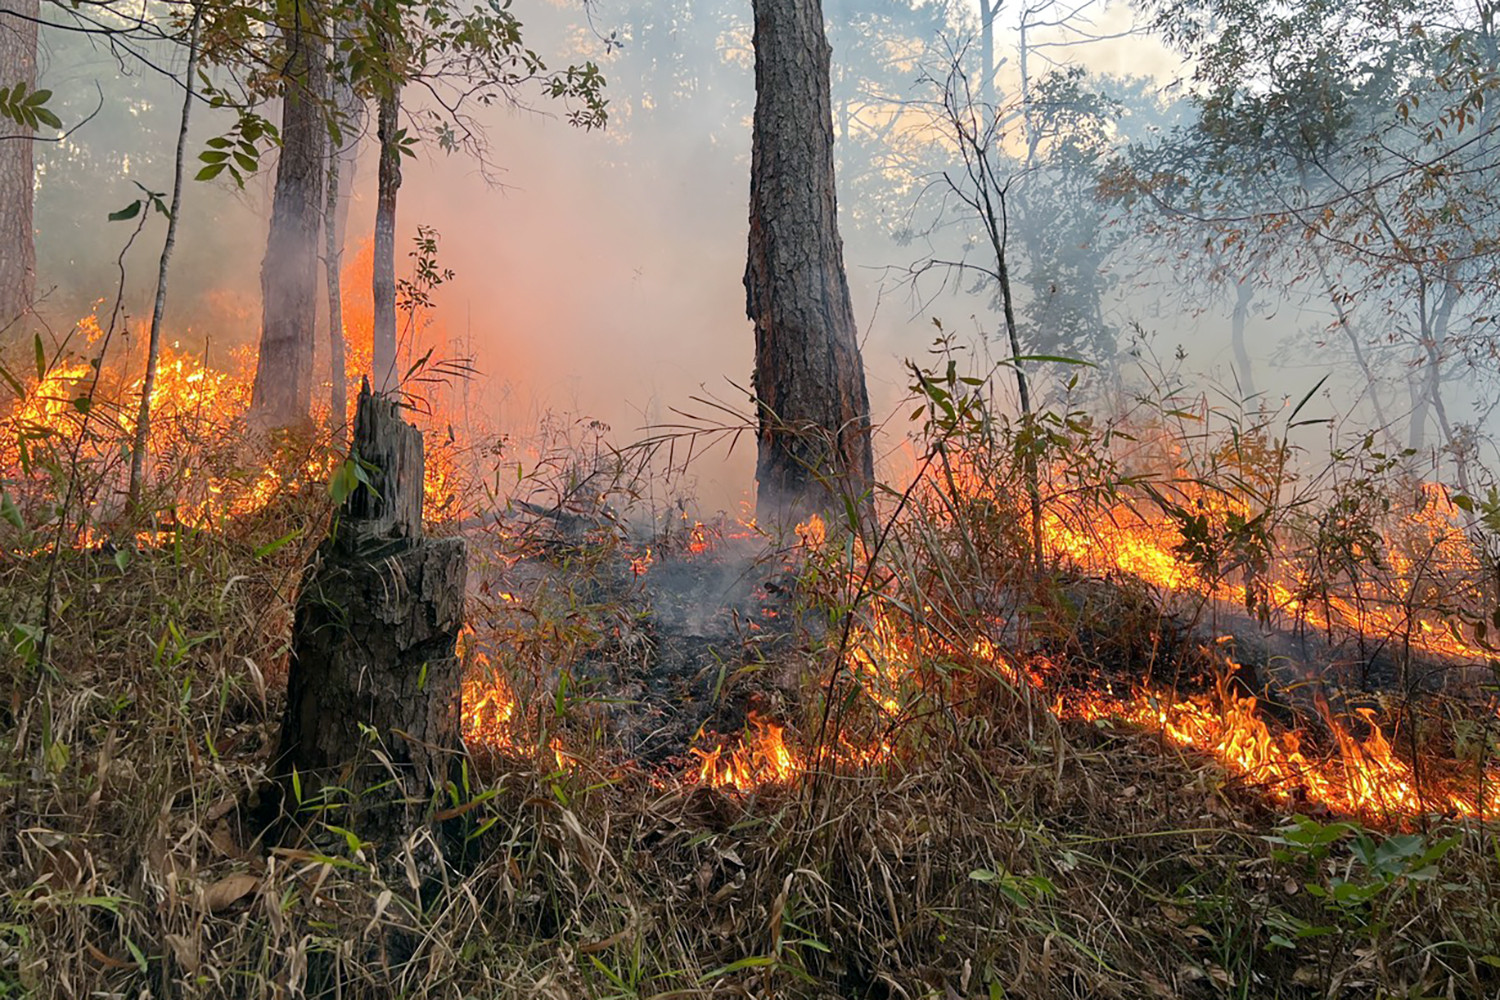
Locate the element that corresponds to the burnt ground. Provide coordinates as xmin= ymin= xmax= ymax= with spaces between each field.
xmin=464 ymin=510 xmax=822 ymax=764
xmin=575 ymin=544 xmax=814 ymax=762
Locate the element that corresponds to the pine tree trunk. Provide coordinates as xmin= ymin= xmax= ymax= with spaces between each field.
xmin=275 ymin=382 xmax=467 ymax=839
xmin=372 ymin=87 xmax=401 ymax=393
xmin=0 ymin=0 xmax=39 ymax=328
xmin=745 ymin=0 xmax=873 ymax=525
xmin=251 ymin=2 xmax=328 ymax=426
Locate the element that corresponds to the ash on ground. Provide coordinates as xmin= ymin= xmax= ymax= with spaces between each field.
xmin=464 ymin=508 xmax=819 ymax=765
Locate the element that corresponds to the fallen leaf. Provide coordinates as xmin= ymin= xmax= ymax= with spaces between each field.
xmin=86 ymin=943 xmax=132 ymax=969
xmin=165 ymin=933 xmax=200 ymax=974
xmin=202 ymin=872 xmax=259 ymax=913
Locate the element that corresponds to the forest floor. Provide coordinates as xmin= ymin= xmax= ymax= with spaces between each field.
xmin=3 ymin=476 xmax=1500 ymax=1000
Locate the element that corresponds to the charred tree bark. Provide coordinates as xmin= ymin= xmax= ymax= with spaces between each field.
xmin=372 ymin=87 xmax=401 ymax=393
xmin=251 ymin=0 xmax=328 ymax=426
xmin=0 ymin=0 xmax=39 ymax=328
xmin=745 ymin=0 xmax=874 ymax=525
xmin=275 ymin=381 xmax=467 ymax=842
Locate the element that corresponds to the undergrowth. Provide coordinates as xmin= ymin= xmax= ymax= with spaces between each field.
xmin=1 ymin=335 xmax=1500 ymax=998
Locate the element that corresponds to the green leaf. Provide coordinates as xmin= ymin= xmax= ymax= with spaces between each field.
xmin=195 ymin=162 xmax=227 ymax=182
xmin=700 ymin=955 xmax=776 ymax=981
xmin=253 ymin=529 xmax=302 ymax=559
xmin=0 ymin=491 xmax=24 ymax=531
xmin=108 ymin=200 xmax=143 ymax=222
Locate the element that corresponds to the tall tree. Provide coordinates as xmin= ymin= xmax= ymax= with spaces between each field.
xmin=0 ymin=0 xmax=39 ymax=327
xmin=250 ymin=0 xmax=328 ymax=426
xmin=745 ymin=0 xmax=874 ymax=524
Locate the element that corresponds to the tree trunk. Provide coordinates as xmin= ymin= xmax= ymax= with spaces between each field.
xmin=128 ymin=8 xmax=201 ymax=514
xmin=977 ymin=0 xmax=994 ymax=105
xmin=275 ymin=381 xmax=467 ymax=840
xmin=325 ymin=77 xmax=361 ymax=437
xmin=251 ymin=0 xmax=328 ymax=426
xmin=326 ymin=143 xmax=348 ymax=438
xmin=745 ymin=0 xmax=873 ymax=525
xmin=372 ymin=87 xmax=400 ymax=393
xmin=330 ymin=76 xmax=363 ymax=253
xmin=0 ymin=0 xmax=39 ymax=328
xmin=1230 ymin=274 xmax=1256 ymax=399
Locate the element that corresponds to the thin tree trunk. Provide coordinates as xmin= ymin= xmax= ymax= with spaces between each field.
xmin=372 ymin=86 xmax=400 ymax=393
xmin=1407 ymin=357 xmax=1429 ymax=452
xmin=961 ymin=107 xmax=1044 ymax=574
xmin=0 ymin=0 xmax=39 ymax=327
xmin=986 ymin=184 xmax=1044 ymax=575
xmin=330 ymin=77 xmax=363 ymax=252
xmin=251 ymin=0 xmax=328 ymax=426
xmin=1312 ymin=253 xmax=1396 ymax=446
xmin=127 ymin=7 xmax=201 ymax=514
xmin=978 ymin=0 xmax=995 ymax=104
xmin=745 ymin=0 xmax=874 ymax=525
xmin=1230 ymin=274 xmax=1256 ymax=399
xmin=325 ymin=144 xmax=347 ymax=438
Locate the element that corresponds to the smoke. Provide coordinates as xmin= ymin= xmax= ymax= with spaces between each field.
xmin=29 ymin=0 xmax=1493 ymax=517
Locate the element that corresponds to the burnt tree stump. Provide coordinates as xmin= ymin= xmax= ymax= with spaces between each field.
xmin=274 ymin=381 xmax=467 ymax=843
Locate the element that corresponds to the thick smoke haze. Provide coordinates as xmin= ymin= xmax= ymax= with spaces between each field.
xmin=28 ymin=0 xmax=1500 ymax=510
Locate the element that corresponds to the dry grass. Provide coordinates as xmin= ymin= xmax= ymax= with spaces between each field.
xmin=3 ymin=510 xmax=1499 ymax=1000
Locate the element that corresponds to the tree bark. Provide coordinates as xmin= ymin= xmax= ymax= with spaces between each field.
xmin=745 ymin=0 xmax=873 ymax=526
xmin=128 ymin=8 xmax=201 ymax=514
xmin=0 ymin=0 xmax=39 ymax=328
xmin=251 ymin=0 xmax=328 ymax=426
xmin=372 ymin=87 xmax=400 ymax=393
xmin=275 ymin=382 xmax=467 ymax=838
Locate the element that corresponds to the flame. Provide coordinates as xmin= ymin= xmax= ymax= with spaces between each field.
xmin=1 ymin=305 xmax=472 ymax=539
xmin=692 ymin=713 xmax=798 ymax=791
xmin=795 ymin=512 xmax=827 ymax=549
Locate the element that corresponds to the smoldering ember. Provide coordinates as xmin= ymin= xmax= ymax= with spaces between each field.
xmin=4 ymin=0 xmax=1500 ymax=997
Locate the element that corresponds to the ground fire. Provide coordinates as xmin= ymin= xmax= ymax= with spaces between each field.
xmin=10 ymin=319 xmax=1497 ymax=826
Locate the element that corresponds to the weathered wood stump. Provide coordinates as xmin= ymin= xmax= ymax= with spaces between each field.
xmin=274 ymin=381 xmax=467 ymax=843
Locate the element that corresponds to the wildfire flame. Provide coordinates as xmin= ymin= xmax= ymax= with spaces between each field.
xmin=692 ymin=713 xmax=798 ymax=792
